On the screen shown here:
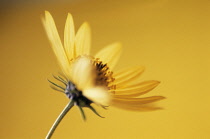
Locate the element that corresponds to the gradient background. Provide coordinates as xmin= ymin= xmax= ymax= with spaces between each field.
xmin=1 ymin=0 xmax=210 ymax=138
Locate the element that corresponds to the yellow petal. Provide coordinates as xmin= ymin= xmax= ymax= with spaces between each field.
xmin=113 ymin=96 xmax=165 ymax=104
xmin=75 ymin=22 xmax=91 ymax=57
xmin=111 ymin=101 xmax=162 ymax=111
xmin=113 ymin=80 xmax=160 ymax=97
xmin=64 ymin=13 xmax=75 ymax=60
xmin=111 ymin=96 xmax=165 ymax=111
xmin=70 ymin=56 xmax=95 ymax=90
xmin=95 ymin=42 xmax=122 ymax=70
xmin=83 ymin=86 xmax=111 ymax=106
xmin=42 ymin=11 xmax=70 ymax=75
xmin=114 ymin=66 xmax=145 ymax=87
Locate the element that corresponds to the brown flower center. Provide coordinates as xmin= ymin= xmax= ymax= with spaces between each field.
xmin=93 ymin=58 xmax=116 ymax=90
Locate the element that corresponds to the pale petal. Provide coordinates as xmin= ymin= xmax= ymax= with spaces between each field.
xmin=114 ymin=66 xmax=145 ymax=87
xmin=113 ymin=80 xmax=160 ymax=97
xmin=83 ymin=87 xmax=111 ymax=106
xmin=70 ymin=56 xmax=95 ymax=90
xmin=75 ymin=22 xmax=91 ymax=57
xmin=95 ymin=42 xmax=122 ymax=70
xmin=42 ymin=11 xmax=69 ymax=75
xmin=64 ymin=13 xmax=75 ymax=60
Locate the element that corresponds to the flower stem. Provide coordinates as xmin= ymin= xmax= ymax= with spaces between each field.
xmin=45 ymin=100 xmax=74 ymax=139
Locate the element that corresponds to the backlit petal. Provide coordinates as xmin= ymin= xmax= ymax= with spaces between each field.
xmin=113 ymin=96 xmax=165 ymax=104
xmin=42 ymin=11 xmax=70 ymax=75
xmin=83 ymin=87 xmax=111 ymax=106
xmin=111 ymin=96 xmax=165 ymax=111
xmin=75 ymin=22 xmax=91 ymax=57
xmin=111 ymin=101 xmax=162 ymax=111
xmin=70 ymin=56 xmax=95 ymax=90
xmin=113 ymin=80 xmax=160 ymax=97
xmin=114 ymin=66 xmax=145 ymax=87
xmin=95 ymin=42 xmax=122 ymax=70
xmin=64 ymin=13 xmax=75 ymax=60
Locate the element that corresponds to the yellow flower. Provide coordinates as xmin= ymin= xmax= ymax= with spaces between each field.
xmin=42 ymin=11 xmax=165 ymax=113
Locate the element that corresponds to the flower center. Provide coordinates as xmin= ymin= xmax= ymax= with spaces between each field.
xmin=48 ymin=56 xmax=115 ymax=106
xmin=93 ymin=58 xmax=116 ymax=90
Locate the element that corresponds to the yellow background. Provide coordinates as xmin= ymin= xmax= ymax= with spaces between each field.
xmin=1 ymin=0 xmax=210 ymax=138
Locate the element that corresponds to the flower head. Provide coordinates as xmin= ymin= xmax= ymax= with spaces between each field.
xmin=42 ymin=11 xmax=165 ymax=119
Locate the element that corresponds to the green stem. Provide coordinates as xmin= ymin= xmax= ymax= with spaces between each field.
xmin=45 ymin=100 xmax=74 ymax=139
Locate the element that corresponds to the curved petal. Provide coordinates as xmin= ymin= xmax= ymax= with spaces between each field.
xmin=114 ymin=66 xmax=145 ymax=87
xmin=83 ymin=86 xmax=111 ymax=106
xmin=70 ymin=56 xmax=95 ymax=90
xmin=113 ymin=80 xmax=160 ymax=97
xmin=95 ymin=42 xmax=122 ymax=70
xmin=64 ymin=13 xmax=75 ymax=60
xmin=75 ymin=22 xmax=91 ymax=57
xmin=42 ymin=11 xmax=70 ymax=75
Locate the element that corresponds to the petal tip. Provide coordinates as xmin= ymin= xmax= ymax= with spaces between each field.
xmin=156 ymin=96 xmax=166 ymax=100
xmin=45 ymin=10 xmax=50 ymax=16
xmin=82 ymin=22 xmax=91 ymax=32
xmin=114 ymin=42 xmax=122 ymax=48
xmin=154 ymin=80 xmax=161 ymax=84
xmin=83 ymin=22 xmax=90 ymax=26
xmin=138 ymin=66 xmax=145 ymax=71
xmin=161 ymin=96 xmax=166 ymax=99
xmin=67 ymin=13 xmax=73 ymax=19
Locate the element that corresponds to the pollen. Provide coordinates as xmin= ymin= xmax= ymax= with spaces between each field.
xmin=94 ymin=58 xmax=116 ymax=90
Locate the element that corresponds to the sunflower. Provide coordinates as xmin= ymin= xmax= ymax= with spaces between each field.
xmin=43 ymin=11 xmax=165 ymax=138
